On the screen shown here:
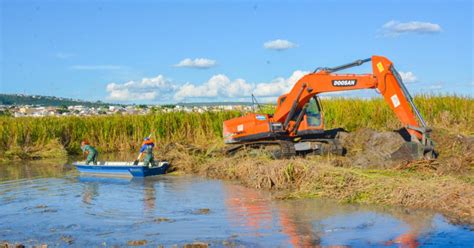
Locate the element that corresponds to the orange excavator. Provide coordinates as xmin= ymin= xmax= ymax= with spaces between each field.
xmin=223 ymin=55 xmax=436 ymax=159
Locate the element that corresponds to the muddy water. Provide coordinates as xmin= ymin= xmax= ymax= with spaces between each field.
xmin=0 ymin=161 xmax=473 ymax=247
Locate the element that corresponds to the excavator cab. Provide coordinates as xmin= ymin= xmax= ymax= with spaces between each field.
xmin=277 ymin=95 xmax=324 ymax=135
xmin=300 ymin=96 xmax=323 ymax=130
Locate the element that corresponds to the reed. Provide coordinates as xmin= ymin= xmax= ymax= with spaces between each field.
xmin=321 ymin=95 xmax=473 ymax=133
xmin=0 ymin=111 xmax=240 ymax=156
xmin=0 ymin=95 xmax=472 ymax=159
xmin=259 ymin=95 xmax=473 ymax=133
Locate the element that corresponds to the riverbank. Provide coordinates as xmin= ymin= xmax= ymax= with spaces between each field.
xmin=1 ymin=96 xmax=473 ymax=225
xmin=160 ymin=128 xmax=474 ymax=226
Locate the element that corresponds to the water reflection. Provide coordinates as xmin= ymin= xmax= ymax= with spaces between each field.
xmin=82 ymin=182 xmax=98 ymax=205
xmin=223 ymin=183 xmax=441 ymax=247
xmin=0 ymin=160 xmax=69 ymax=181
xmin=0 ymin=162 xmax=472 ymax=247
xmin=143 ymin=179 xmax=156 ymax=212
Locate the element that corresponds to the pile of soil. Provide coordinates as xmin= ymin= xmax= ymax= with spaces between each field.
xmin=336 ymin=128 xmax=409 ymax=168
xmin=333 ymin=128 xmax=474 ymax=174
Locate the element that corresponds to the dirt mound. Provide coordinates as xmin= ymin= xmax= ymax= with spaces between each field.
xmin=337 ymin=128 xmax=408 ymax=168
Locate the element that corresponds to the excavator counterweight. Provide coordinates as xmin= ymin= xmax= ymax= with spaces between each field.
xmin=223 ymin=55 xmax=436 ymax=160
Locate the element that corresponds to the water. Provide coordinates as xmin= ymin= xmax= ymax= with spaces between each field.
xmin=0 ymin=161 xmax=473 ymax=247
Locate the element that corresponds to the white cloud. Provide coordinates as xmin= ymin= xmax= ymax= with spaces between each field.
xmin=381 ymin=20 xmax=442 ymax=37
xmin=253 ymin=70 xmax=308 ymax=96
xmin=104 ymin=70 xmax=310 ymax=102
xmin=398 ymin=71 xmax=418 ymax=83
xmin=106 ymin=75 xmax=176 ymax=101
xmin=71 ymin=65 xmax=123 ymax=70
xmin=174 ymin=70 xmax=306 ymax=101
xmin=263 ymin=39 xmax=297 ymax=51
xmin=174 ymin=58 xmax=216 ymax=69
xmin=174 ymin=74 xmax=253 ymax=101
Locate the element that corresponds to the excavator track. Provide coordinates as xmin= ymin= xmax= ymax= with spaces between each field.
xmin=224 ymin=139 xmax=346 ymax=159
xmin=224 ymin=140 xmax=297 ymax=159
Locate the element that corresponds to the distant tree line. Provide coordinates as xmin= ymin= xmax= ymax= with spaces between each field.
xmin=0 ymin=94 xmax=110 ymax=108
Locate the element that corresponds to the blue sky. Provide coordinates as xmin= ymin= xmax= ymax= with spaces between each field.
xmin=1 ymin=0 xmax=472 ymax=103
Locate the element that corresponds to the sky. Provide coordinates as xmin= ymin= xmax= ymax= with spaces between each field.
xmin=1 ymin=0 xmax=473 ymax=104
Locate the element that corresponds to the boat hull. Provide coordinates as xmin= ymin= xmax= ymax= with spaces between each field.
xmin=73 ymin=161 xmax=170 ymax=178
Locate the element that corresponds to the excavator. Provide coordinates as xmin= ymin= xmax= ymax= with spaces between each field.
xmin=223 ymin=55 xmax=436 ymax=159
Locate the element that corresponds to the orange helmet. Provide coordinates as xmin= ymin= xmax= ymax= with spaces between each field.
xmin=143 ymin=137 xmax=154 ymax=145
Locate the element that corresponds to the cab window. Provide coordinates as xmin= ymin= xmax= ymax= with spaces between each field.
xmin=306 ymin=97 xmax=321 ymax=127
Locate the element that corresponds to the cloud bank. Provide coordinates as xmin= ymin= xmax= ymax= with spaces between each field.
xmin=105 ymin=70 xmax=421 ymax=102
xmin=105 ymin=71 xmax=308 ymax=102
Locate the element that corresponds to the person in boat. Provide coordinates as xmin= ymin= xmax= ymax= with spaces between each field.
xmin=138 ymin=137 xmax=155 ymax=167
xmin=81 ymin=140 xmax=98 ymax=165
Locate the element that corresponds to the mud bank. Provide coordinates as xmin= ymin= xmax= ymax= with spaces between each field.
xmin=162 ymin=128 xmax=474 ymax=226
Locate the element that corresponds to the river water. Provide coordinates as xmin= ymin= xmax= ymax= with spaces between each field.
xmin=0 ymin=160 xmax=473 ymax=247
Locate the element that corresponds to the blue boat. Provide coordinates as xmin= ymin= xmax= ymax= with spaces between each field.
xmin=73 ymin=161 xmax=170 ymax=177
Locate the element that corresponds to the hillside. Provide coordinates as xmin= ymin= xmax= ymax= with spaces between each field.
xmin=0 ymin=94 xmax=109 ymax=107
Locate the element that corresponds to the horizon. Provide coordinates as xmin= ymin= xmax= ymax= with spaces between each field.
xmin=1 ymin=0 xmax=473 ymax=104
xmin=3 ymin=92 xmax=473 ymax=107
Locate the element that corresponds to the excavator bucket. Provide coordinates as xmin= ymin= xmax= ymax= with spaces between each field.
xmin=391 ymin=141 xmax=437 ymax=160
xmin=390 ymin=142 xmax=425 ymax=160
xmin=390 ymin=127 xmax=437 ymax=161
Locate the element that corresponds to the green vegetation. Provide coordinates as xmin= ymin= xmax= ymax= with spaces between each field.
xmin=0 ymin=111 xmax=241 ymax=160
xmin=0 ymin=95 xmax=472 ymax=161
xmin=262 ymin=95 xmax=473 ymax=134
xmin=0 ymin=94 xmax=111 ymax=107
xmin=321 ymin=95 xmax=473 ymax=134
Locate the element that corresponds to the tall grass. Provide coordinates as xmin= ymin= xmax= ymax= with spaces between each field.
xmin=0 ymin=96 xmax=472 ymax=157
xmin=321 ymin=95 xmax=473 ymax=133
xmin=261 ymin=95 xmax=473 ymax=133
xmin=0 ymin=111 xmax=240 ymax=155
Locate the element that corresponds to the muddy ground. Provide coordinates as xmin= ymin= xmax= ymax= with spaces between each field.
xmin=161 ymin=128 xmax=474 ymax=226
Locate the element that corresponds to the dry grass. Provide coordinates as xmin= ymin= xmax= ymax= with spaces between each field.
xmin=157 ymin=127 xmax=474 ymax=225
xmin=161 ymin=147 xmax=474 ymax=225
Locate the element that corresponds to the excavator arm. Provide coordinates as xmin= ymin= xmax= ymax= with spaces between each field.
xmin=273 ymin=56 xmax=434 ymax=154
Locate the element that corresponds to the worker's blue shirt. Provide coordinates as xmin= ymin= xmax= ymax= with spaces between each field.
xmin=140 ymin=143 xmax=154 ymax=153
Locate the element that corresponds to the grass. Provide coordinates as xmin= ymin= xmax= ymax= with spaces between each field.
xmin=1 ymin=95 xmax=472 ymax=160
xmin=0 ymin=111 xmax=240 ymax=159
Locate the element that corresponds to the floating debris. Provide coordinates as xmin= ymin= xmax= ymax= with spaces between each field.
xmin=153 ymin=217 xmax=174 ymax=223
xmin=60 ymin=235 xmax=74 ymax=245
xmin=183 ymin=242 xmax=209 ymax=248
xmin=193 ymin=208 xmax=211 ymax=215
xmin=127 ymin=240 xmax=147 ymax=246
